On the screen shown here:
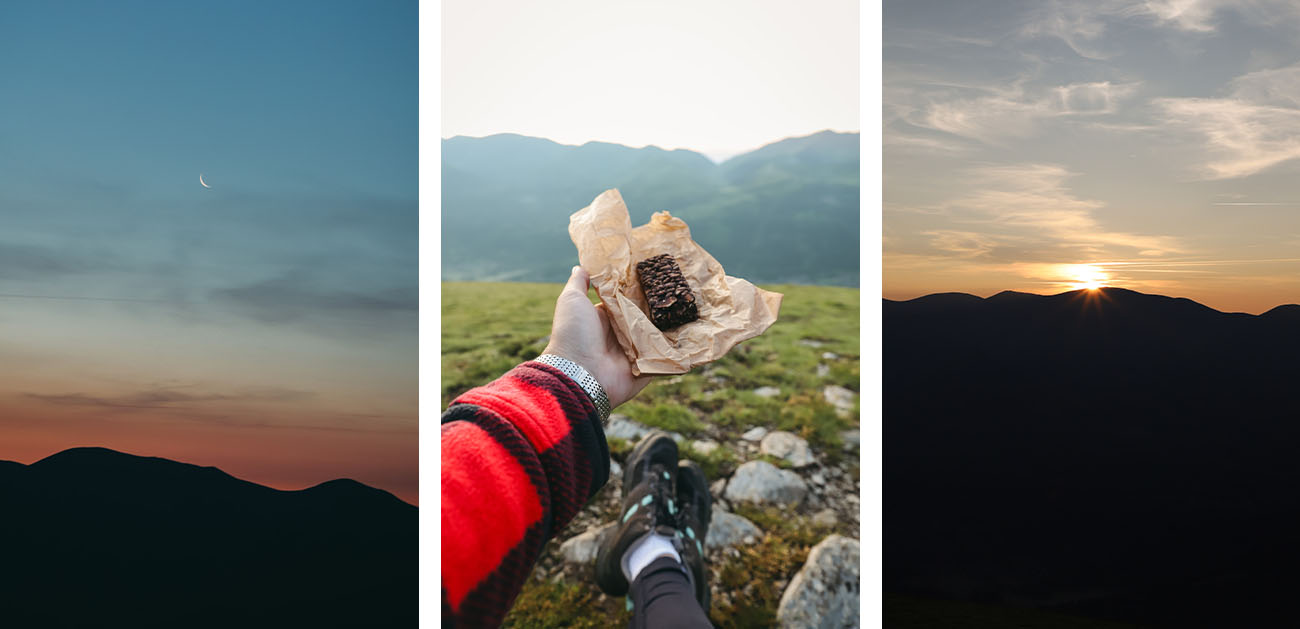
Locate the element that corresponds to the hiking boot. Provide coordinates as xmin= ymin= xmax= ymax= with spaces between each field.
xmin=595 ymin=431 xmax=679 ymax=596
xmin=675 ymin=459 xmax=712 ymax=611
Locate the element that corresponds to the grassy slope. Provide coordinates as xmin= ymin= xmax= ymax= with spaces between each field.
xmin=442 ymin=281 xmax=860 ymax=626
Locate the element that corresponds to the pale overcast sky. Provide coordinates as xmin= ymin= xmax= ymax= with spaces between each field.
xmin=442 ymin=0 xmax=859 ymax=161
xmin=885 ymin=0 xmax=1300 ymax=313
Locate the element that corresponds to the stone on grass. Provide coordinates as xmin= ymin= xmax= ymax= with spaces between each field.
xmin=798 ymin=339 xmax=825 ymax=348
xmin=741 ymin=426 xmax=769 ymax=442
xmin=839 ymin=430 xmax=860 ymax=450
xmin=822 ymin=352 xmax=839 ymax=360
xmin=760 ymin=431 xmax=816 ymax=468
xmin=559 ymin=522 xmax=616 ymax=566
xmin=710 ymin=478 xmax=727 ymax=499
xmin=823 ymin=386 xmax=857 ymax=418
xmin=605 ymin=414 xmax=683 ymax=443
xmin=816 ymin=364 xmax=830 ymax=377
xmin=724 ymin=460 xmax=808 ymax=507
xmin=689 ymin=439 xmax=720 ymax=456
xmin=777 ymin=535 xmax=860 ymax=629
xmin=753 ymin=386 xmax=781 ymax=398
xmin=812 ymin=509 xmax=837 ymax=528
xmin=706 ymin=508 xmax=762 ymax=551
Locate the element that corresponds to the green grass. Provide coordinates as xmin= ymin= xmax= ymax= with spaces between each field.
xmin=443 ymin=281 xmax=859 ymax=626
xmin=502 ymin=580 xmax=630 ymax=628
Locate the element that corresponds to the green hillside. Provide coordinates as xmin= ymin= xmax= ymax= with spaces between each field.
xmin=441 ymin=281 xmax=860 ymax=627
xmin=441 ymin=131 xmax=860 ymax=286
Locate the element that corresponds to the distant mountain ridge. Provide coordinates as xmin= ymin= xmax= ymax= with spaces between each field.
xmin=0 ymin=447 xmax=414 ymax=626
xmin=885 ymin=287 xmax=1300 ymax=626
xmin=442 ymin=130 xmax=860 ymax=286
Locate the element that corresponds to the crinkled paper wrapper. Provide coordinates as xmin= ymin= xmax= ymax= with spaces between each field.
xmin=568 ymin=189 xmax=783 ymax=376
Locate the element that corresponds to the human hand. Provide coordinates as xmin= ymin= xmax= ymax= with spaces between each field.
xmin=543 ymin=266 xmax=651 ymax=408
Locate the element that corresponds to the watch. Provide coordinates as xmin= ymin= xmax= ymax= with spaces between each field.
xmin=534 ymin=354 xmax=612 ymax=425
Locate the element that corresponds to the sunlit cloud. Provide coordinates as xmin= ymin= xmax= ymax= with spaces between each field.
xmin=1144 ymin=0 xmax=1300 ymax=32
xmin=941 ymin=164 xmax=1183 ymax=256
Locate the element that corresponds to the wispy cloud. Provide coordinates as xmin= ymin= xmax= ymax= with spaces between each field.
xmin=910 ymin=81 xmax=1139 ymax=144
xmin=939 ymin=163 xmax=1183 ymax=256
xmin=213 ymin=272 xmax=417 ymax=324
xmin=1156 ymin=62 xmax=1300 ymax=179
xmin=1144 ymin=0 xmax=1300 ymax=32
xmin=0 ymin=242 xmax=117 ymax=280
xmin=25 ymin=386 xmax=315 ymax=410
xmin=1018 ymin=0 xmax=1140 ymax=59
xmin=1020 ymin=0 xmax=1300 ymax=57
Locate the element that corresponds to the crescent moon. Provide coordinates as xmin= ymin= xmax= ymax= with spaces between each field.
xmin=199 ymin=173 xmax=211 ymax=189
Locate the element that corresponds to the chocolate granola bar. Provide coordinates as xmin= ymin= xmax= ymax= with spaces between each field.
xmin=636 ymin=253 xmax=699 ymax=330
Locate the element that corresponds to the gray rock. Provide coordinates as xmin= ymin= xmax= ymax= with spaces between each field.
xmin=798 ymin=339 xmax=825 ymax=348
xmin=753 ymin=386 xmax=781 ymax=398
xmin=706 ymin=508 xmax=762 ymax=550
xmin=816 ymin=363 xmax=830 ymax=377
xmin=724 ymin=461 xmax=808 ymax=507
xmin=559 ymin=522 xmax=616 ymax=566
xmin=760 ymin=431 xmax=816 ymax=468
xmin=777 ymin=535 xmax=860 ymax=628
xmin=690 ymin=439 xmax=720 ymax=456
xmin=823 ymin=386 xmax=857 ymax=418
xmin=741 ymin=426 xmax=769 ymax=442
xmin=812 ymin=508 xmax=837 ymax=528
xmin=810 ymin=472 xmax=826 ymax=485
xmin=609 ymin=459 xmax=622 ymax=480
xmin=606 ymin=414 xmax=684 ymax=443
xmin=821 ymin=351 xmax=839 ymax=360
xmin=710 ymin=478 xmax=727 ymax=499
xmin=840 ymin=430 xmax=860 ymax=449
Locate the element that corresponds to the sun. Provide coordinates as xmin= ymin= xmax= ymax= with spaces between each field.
xmin=1062 ymin=264 xmax=1109 ymax=291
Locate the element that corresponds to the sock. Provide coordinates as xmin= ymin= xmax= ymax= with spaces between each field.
xmin=621 ymin=532 xmax=680 ymax=582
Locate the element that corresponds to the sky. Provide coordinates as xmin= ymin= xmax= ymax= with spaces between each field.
xmin=441 ymin=0 xmax=860 ymax=162
xmin=0 ymin=1 xmax=417 ymax=503
xmin=884 ymin=0 xmax=1300 ymax=314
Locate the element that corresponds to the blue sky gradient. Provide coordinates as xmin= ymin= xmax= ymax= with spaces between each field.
xmin=0 ymin=0 xmax=417 ymax=502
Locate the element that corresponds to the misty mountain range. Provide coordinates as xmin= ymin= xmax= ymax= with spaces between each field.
xmin=885 ymin=287 xmax=1300 ymax=626
xmin=0 ymin=448 xmax=414 ymax=626
xmin=442 ymin=130 xmax=860 ymax=286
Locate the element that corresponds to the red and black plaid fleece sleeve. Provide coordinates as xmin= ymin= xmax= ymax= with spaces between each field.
xmin=440 ymin=361 xmax=611 ymax=627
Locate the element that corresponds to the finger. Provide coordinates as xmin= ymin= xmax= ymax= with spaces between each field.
xmin=564 ymin=265 xmax=590 ymax=295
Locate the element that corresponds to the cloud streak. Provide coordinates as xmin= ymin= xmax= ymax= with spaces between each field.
xmin=907 ymin=81 xmax=1140 ymax=145
xmin=25 ymin=386 xmax=315 ymax=410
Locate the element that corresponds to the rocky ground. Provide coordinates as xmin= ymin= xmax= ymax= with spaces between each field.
xmin=444 ymin=282 xmax=861 ymax=627
xmin=525 ymin=385 xmax=861 ymax=628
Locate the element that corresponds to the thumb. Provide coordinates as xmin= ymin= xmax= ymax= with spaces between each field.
xmin=565 ymin=265 xmax=590 ymax=294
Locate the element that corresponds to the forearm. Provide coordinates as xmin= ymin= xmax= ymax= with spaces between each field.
xmin=440 ymin=362 xmax=610 ymax=626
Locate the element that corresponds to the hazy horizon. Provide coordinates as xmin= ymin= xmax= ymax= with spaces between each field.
xmin=442 ymin=0 xmax=859 ymax=162
xmin=441 ymin=127 xmax=862 ymax=163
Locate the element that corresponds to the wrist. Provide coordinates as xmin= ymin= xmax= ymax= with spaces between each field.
xmin=533 ymin=353 xmax=612 ymax=425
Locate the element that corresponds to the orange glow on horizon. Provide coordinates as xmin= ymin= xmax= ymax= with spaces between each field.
xmin=1061 ymin=264 xmax=1110 ymax=291
xmin=0 ymin=400 xmax=418 ymax=506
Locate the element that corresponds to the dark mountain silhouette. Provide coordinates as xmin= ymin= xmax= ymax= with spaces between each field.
xmin=0 ymin=447 xmax=414 ymax=627
xmin=442 ymin=130 xmax=859 ymax=286
xmin=885 ymin=288 xmax=1300 ymax=627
